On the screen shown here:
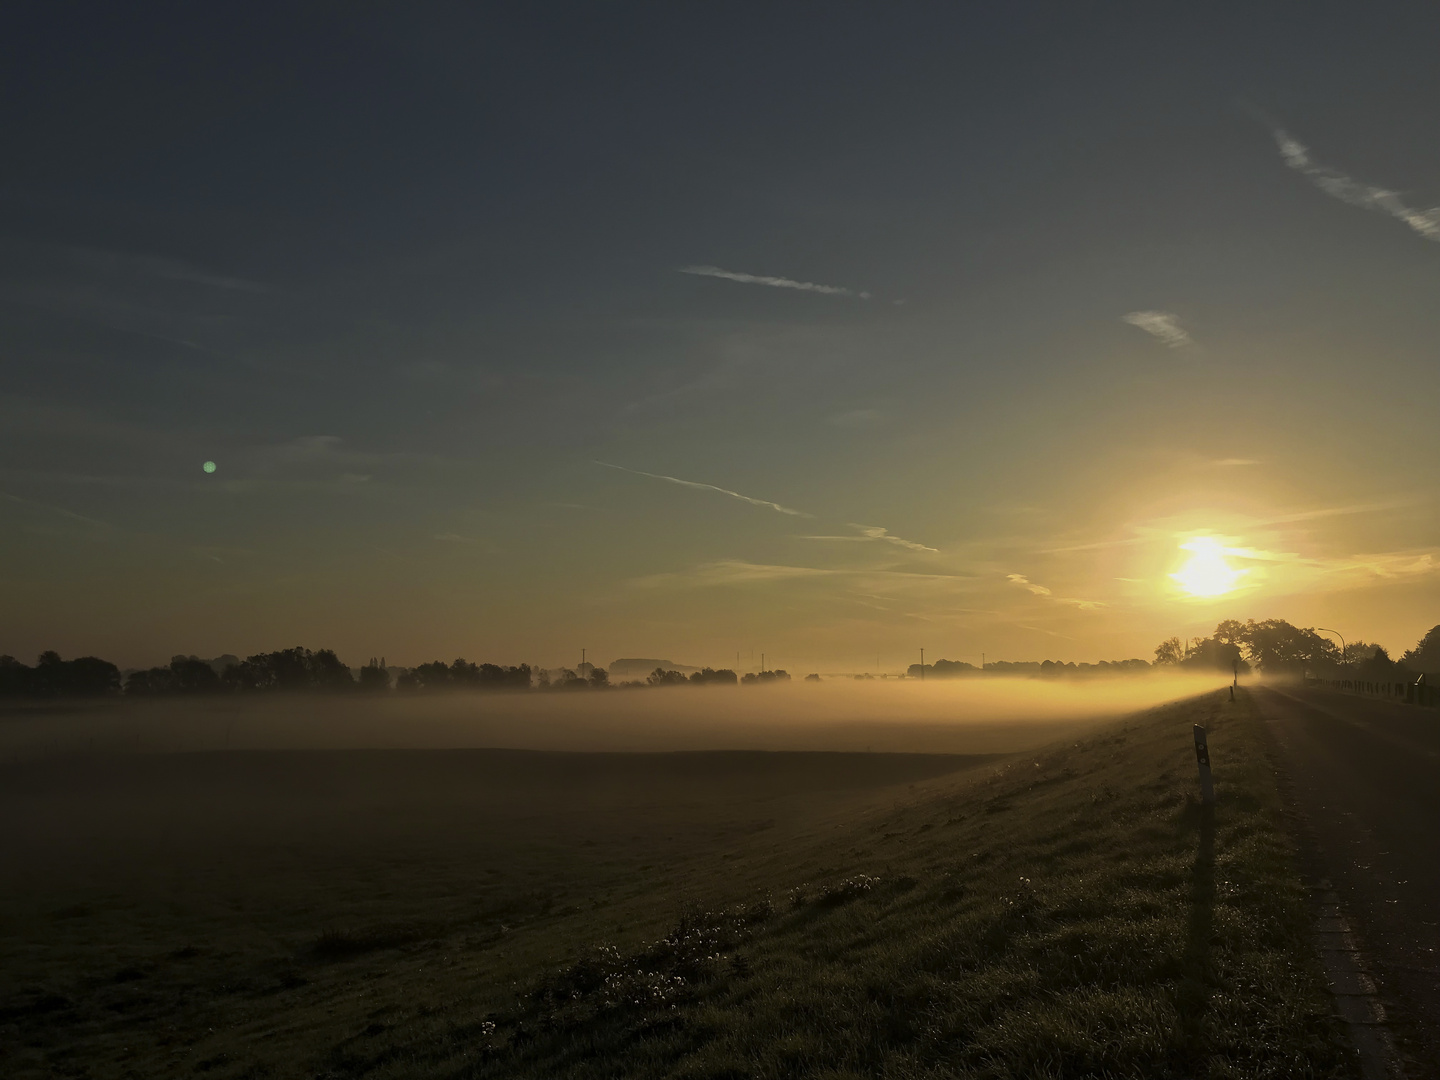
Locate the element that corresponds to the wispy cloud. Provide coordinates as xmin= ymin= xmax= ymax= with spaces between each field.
xmin=1275 ymin=129 xmax=1440 ymax=242
xmin=679 ymin=265 xmax=871 ymax=299
xmin=1006 ymin=572 xmax=1106 ymax=610
xmin=1123 ymin=311 xmax=1193 ymax=349
xmin=1006 ymin=572 xmax=1051 ymax=596
xmin=799 ymin=523 xmax=938 ymax=553
xmin=1211 ymin=458 xmax=1259 ymax=467
xmin=1249 ymin=497 xmax=1422 ymax=527
xmin=857 ymin=525 xmax=938 ymax=553
xmin=630 ymin=560 xmax=840 ymax=589
xmin=594 ymin=461 xmax=810 ymax=517
xmin=630 ymin=559 xmax=976 ymax=591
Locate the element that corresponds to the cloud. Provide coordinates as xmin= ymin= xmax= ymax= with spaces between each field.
xmin=852 ymin=525 xmax=937 ymax=553
xmin=798 ymin=523 xmax=938 ymax=553
xmin=1250 ymin=497 xmax=1422 ymax=527
xmin=1006 ymin=573 xmax=1052 ymax=596
xmin=1210 ymin=458 xmax=1259 ymax=467
xmin=594 ymin=461 xmax=810 ymax=517
xmin=630 ymin=559 xmax=977 ymax=591
xmin=1123 ymin=311 xmax=1193 ymax=349
xmin=1275 ymin=129 xmax=1440 ymax=242
xmin=679 ymin=265 xmax=871 ymax=299
xmin=630 ymin=560 xmax=840 ymax=589
xmin=1056 ymin=597 xmax=1108 ymax=610
xmin=1006 ymin=572 xmax=1106 ymax=610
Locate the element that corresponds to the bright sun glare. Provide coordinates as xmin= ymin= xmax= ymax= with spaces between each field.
xmin=1170 ymin=537 xmax=1245 ymax=598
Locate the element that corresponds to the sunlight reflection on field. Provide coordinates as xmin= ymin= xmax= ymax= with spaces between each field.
xmin=0 ymin=674 xmax=1229 ymax=759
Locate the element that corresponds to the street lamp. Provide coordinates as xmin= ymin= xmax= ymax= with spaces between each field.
xmin=1316 ymin=627 xmax=1346 ymax=666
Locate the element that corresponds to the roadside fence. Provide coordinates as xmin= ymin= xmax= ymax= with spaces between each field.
xmin=1306 ymin=675 xmax=1437 ymax=708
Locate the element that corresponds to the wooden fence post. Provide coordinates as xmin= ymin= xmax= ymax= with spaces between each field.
xmin=1193 ymin=724 xmax=1214 ymax=805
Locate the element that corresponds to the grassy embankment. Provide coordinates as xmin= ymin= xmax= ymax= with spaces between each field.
xmin=1 ymin=688 xmax=1354 ymax=1078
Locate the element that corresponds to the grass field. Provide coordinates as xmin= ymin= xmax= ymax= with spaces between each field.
xmin=0 ymin=687 xmax=1354 ymax=1078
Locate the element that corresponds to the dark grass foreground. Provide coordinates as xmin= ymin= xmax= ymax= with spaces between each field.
xmin=332 ymin=689 xmax=1354 ymax=1079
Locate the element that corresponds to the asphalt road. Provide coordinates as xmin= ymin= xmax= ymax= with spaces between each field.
xmin=1254 ymin=684 xmax=1440 ymax=1073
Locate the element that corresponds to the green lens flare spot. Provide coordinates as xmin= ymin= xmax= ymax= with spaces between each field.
xmin=202 ymin=461 xmax=217 ymax=474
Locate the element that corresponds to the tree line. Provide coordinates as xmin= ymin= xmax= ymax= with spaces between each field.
xmin=0 ymin=649 xmax=772 ymax=699
xmin=906 ymin=657 xmax=1153 ymax=679
xmin=1152 ymin=618 xmax=1440 ymax=677
xmin=905 ymin=619 xmax=1440 ymax=681
xmin=4 ymin=621 xmax=1438 ymax=699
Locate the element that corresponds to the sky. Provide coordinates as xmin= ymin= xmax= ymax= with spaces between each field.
xmin=3 ymin=3 xmax=1440 ymax=672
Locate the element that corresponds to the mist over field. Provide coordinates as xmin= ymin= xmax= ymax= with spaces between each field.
xmin=0 ymin=673 xmax=1230 ymax=761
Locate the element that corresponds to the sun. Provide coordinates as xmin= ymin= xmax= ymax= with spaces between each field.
xmin=1171 ymin=537 xmax=1245 ymax=598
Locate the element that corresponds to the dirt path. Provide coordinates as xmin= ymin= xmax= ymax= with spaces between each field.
xmin=1254 ymin=685 xmax=1440 ymax=1076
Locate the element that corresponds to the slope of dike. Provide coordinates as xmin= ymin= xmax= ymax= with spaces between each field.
xmin=339 ymin=689 xmax=1355 ymax=1079
xmin=0 ymin=690 xmax=1357 ymax=1078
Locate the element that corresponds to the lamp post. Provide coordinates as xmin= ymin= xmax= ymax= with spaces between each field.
xmin=1317 ymin=627 xmax=1346 ymax=666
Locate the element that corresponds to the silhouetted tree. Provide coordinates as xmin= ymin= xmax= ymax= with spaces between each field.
xmin=170 ymin=655 xmax=221 ymax=693
xmin=1180 ymin=637 xmax=1248 ymax=673
xmin=1356 ymin=645 xmax=1395 ymax=680
xmin=401 ymin=659 xmax=532 ymax=692
xmin=220 ymin=647 xmax=356 ymax=692
xmin=0 ymin=655 xmax=35 ymax=696
xmin=406 ymin=661 xmax=454 ymax=690
xmin=741 ymin=669 xmax=791 ymax=684
xmin=647 ymin=667 xmax=689 ymax=687
xmin=1243 ymin=619 xmax=1338 ymax=673
xmin=553 ymin=668 xmax=589 ymax=690
xmin=906 ymin=658 xmax=977 ymax=679
xmin=1213 ymin=619 xmax=1248 ymax=647
xmin=689 ymin=667 xmax=738 ymax=685
xmin=27 ymin=652 xmax=121 ymax=697
xmin=1402 ymin=625 xmax=1440 ymax=674
xmin=1156 ymin=619 xmax=1340 ymax=675
xmin=358 ymin=657 xmax=391 ymax=692
xmin=1154 ymin=637 xmax=1184 ymax=665
xmin=1341 ymin=640 xmax=1383 ymax=665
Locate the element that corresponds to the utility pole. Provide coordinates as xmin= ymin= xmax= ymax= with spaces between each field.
xmin=761 ymin=652 xmax=765 ymax=674
xmin=920 ymin=647 xmax=925 ymax=681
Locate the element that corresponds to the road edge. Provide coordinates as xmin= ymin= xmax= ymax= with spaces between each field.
xmin=1249 ymin=687 xmax=1404 ymax=1080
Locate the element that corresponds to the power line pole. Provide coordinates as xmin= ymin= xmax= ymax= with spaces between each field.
xmin=920 ymin=647 xmax=925 ymax=681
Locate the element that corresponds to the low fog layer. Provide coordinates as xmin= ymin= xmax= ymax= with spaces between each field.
xmin=0 ymin=674 xmax=1229 ymax=760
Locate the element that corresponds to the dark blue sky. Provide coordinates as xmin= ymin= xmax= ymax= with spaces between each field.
xmin=4 ymin=3 xmax=1440 ymax=668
